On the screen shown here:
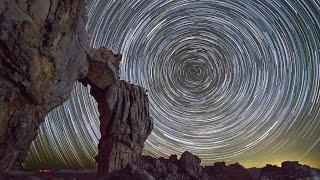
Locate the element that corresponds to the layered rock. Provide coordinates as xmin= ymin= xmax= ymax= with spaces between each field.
xmin=81 ymin=48 xmax=153 ymax=176
xmin=0 ymin=0 xmax=90 ymax=170
xmin=94 ymin=81 xmax=153 ymax=176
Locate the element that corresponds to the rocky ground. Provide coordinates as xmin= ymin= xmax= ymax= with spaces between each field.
xmin=1 ymin=152 xmax=319 ymax=180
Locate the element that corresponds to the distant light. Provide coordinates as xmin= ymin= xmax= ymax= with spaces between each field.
xmin=39 ymin=169 xmax=51 ymax=173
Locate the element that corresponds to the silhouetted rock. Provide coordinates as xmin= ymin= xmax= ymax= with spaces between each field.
xmin=0 ymin=0 xmax=90 ymax=170
xmin=140 ymin=151 xmax=252 ymax=180
xmin=203 ymin=162 xmax=253 ymax=180
xmin=260 ymin=161 xmax=313 ymax=180
xmin=180 ymin=151 xmax=203 ymax=178
xmin=247 ymin=167 xmax=261 ymax=180
xmin=0 ymin=160 xmax=319 ymax=179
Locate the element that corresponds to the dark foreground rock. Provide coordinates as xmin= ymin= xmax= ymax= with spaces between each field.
xmin=259 ymin=161 xmax=314 ymax=180
xmin=140 ymin=152 xmax=252 ymax=180
xmin=1 ymin=156 xmax=319 ymax=180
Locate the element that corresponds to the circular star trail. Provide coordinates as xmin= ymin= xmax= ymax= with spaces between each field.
xmin=24 ymin=0 xmax=320 ymax=169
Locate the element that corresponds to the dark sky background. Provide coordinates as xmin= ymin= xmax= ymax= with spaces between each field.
xmin=24 ymin=0 xmax=320 ymax=170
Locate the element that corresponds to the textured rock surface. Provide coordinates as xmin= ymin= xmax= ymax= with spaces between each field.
xmin=81 ymin=48 xmax=153 ymax=176
xmin=81 ymin=47 xmax=121 ymax=89
xmin=0 ymin=0 xmax=90 ymax=170
xmin=90 ymin=80 xmax=153 ymax=176
xmin=140 ymin=152 xmax=253 ymax=180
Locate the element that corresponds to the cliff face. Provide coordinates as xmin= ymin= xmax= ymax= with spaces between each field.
xmin=0 ymin=1 xmax=153 ymax=173
xmin=0 ymin=0 xmax=90 ymax=170
xmin=82 ymin=48 xmax=153 ymax=176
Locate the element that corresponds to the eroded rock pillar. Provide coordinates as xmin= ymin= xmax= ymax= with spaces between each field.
xmin=82 ymin=48 xmax=153 ymax=176
xmin=93 ymin=81 xmax=153 ymax=176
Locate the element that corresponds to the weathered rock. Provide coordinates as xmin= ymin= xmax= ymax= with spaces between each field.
xmin=260 ymin=161 xmax=313 ymax=180
xmin=180 ymin=151 xmax=202 ymax=178
xmin=81 ymin=47 xmax=121 ymax=89
xmin=90 ymin=80 xmax=153 ymax=176
xmin=141 ymin=152 xmax=205 ymax=180
xmin=203 ymin=162 xmax=253 ymax=180
xmin=0 ymin=0 xmax=90 ymax=170
xmin=140 ymin=152 xmax=256 ymax=180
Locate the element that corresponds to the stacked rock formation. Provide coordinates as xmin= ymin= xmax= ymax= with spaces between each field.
xmin=0 ymin=0 xmax=90 ymax=170
xmin=81 ymin=48 xmax=153 ymax=176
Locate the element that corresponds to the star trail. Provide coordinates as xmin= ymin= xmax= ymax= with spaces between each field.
xmin=24 ymin=0 xmax=320 ymax=170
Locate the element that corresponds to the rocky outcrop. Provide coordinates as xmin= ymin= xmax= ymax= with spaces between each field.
xmin=0 ymin=159 xmax=319 ymax=179
xmin=139 ymin=151 xmax=253 ymax=180
xmin=140 ymin=152 xmax=205 ymax=180
xmin=81 ymin=48 xmax=153 ymax=176
xmin=93 ymin=80 xmax=153 ymax=176
xmin=0 ymin=0 xmax=153 ymax=173
xmin=260 ymin=161 xmax=313 ymax=180
xmin=0 ymin=0 xmax=90 ymax=170
xmin=81 ymin=47 xmax=121 ymax=89
xmin=203 ymin=162 xmax=253 ymax=180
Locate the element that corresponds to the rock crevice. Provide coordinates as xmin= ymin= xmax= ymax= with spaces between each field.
xmin=0 ymin=0 xmax=90 ymax=170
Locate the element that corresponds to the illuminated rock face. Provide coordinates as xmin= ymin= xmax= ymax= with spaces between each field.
xmin=0 ymin=0 xmax=90 ymax=170
xmin=0 ymin=0 xmax=152 ymax=172
xmin=94 ymin=81 xmax=153 ymax=176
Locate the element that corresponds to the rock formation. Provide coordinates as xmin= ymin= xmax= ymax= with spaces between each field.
xmin=0 ymin=1 xmax=153 ymax=174
xmin=0 ymin=155 xmax=319 ymax=179
xmin=138 ymin=151 xmax=252 ymax=180
xmin=203 ymin=162 xmax=253 ymax=180
xmin=259 ymin=161 xmax=313 ymax=180
xmin=81 ymin=48 xmax=153 ymax=176
xmin=0 ymin=0 xmax=90 ymax=170
xmin=140 ymin=152 xmax=204 ymax=180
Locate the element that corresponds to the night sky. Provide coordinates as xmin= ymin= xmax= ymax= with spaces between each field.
xmin=24 ymin=0 xmax=320 ymax=170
